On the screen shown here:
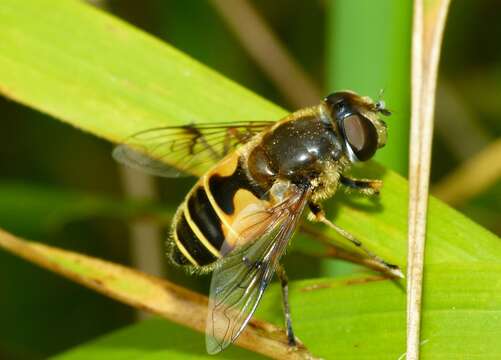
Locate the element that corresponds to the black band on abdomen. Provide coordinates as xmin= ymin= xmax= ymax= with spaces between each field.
xmin=176 ymin=214 xmax=218 ymax=266
xmin=187 ymin=187 xmax=225 ymax=251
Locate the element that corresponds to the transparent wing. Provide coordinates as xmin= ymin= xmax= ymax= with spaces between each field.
xmin=205 ymin=184 xmax=310 ymax=354
xmin=112 ymin=121 xmax=273 ymax=177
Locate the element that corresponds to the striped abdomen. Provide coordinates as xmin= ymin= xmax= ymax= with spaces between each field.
xmin=169 ymin=151 xmax=269 ymax=270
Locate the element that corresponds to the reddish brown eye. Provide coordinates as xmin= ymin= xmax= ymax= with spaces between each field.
xmin=342 ymin=114 xmax=378 ymax=161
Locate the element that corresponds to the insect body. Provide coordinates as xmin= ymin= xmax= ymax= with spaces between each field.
xmin=113 ymin=91 xmax=397 ymax=354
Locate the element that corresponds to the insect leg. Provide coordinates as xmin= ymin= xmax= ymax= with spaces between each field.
xmin=308 ymin=202 xmax=404 ymax=278
xmin=276 ymin=264 xmax=297 ymax=347
xmin=340 ymin=175 xmax=383 ymax=196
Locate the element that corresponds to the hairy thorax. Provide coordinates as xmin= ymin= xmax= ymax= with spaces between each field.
xmin=244 ymin=111 xmax=347 ymax=201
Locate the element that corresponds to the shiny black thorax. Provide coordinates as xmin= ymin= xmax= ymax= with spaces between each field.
xmin=248 ymin=114 xmax=342 ymax=186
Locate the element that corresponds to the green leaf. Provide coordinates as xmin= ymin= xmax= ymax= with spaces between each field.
xmin=53 ymin=318 xmax=263 ymax=360
xmin=269 ymin=264 xmax=501 ymax=359
xmin=0 ymin=0 xmax=499 ymax=358
xmin=0 ymin=0 xmax=283 ymax=142
xmin=55 ymin=264 xmax=501 ymax=359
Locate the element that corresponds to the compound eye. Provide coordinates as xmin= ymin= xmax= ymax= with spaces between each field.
xmin=342 ymin=114 xmax=378 ymax=161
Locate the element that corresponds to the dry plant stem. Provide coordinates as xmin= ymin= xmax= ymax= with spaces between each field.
xmin=432 ymin=138 xmax=501 ymax=205
xmin=299 ymin=225 xmax=403 ymax=279
xmin=407 ymin=1 xmax=451 ymax=359
xmin=210 ymin=0 xmax=321 ymax=108
xmin=0 ymin=228 xmax=316 ymax=360
xmin=407 ymin=5 xmax=425 ymax=357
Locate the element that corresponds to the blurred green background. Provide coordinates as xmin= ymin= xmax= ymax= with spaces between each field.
xmin=0 ymin=1 xmax=499 ymax=358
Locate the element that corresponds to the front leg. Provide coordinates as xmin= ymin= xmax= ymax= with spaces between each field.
xmin=340 ymin=175 xmax=383 ymax=196
xmin=308 ymin=202 xmax=403 ymax=278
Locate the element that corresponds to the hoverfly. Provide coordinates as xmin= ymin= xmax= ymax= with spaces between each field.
xmin=113 ymin=91 xmax=399 ymax=354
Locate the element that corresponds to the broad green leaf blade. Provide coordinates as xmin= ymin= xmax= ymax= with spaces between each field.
xmin=264 ymin=263 xmax=501 ymax=359
xmin=56 ymin=264 xmax=501 ymax=359
xmin=0 ymin=0 xmax=285 ymax=143
xmin=53 ymin=318 xmax=263 ymax=360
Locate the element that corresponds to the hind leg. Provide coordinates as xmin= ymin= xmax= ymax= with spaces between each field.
xmin=276 ymin=264 xmax=297 ymax=347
